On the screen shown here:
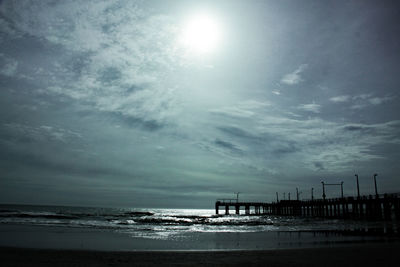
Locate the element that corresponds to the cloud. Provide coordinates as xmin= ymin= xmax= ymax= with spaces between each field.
xmin=340 ymin=121 xmax=400 ymax=141
xmin=350 ymin=94 xmax=394 ymax=109
xmin=330 ymin=95 xmax=350 ymax=103
xmin=350 ymin=104 xmax=367 ymax=110
xmin=214 ymin=139 xmax=243 ymax=154
xmin=210 ymin=106 xmax=255 ymax=119
xmin=207 ymin=99 xmax=400 ymax=173
xmin=217 ymin=126 xmax=255 ymax=139
xmin=368 ymin=96 xmax=392 ymax=105
xmin=298 ymin=103 xmax=321 ymax=113
xmin=209 ymin=100 xmax=270 ymax=119
xmin=353 ymin=94 xmax=372 ymax=100
xmin=107 ymin=111 xmax=165 ymax=131
xmin=1 ymin=1 xmax=400 ymax=207
xmin=303 ymin=120 xmax=400 ymax=170
xmin=329 ymin=94 xmax=394 ymax=109
xmin=1 ymin=123 xmax=82 ymax=144
xmin=280 ymin=64 xmax=308 ymax=85
xmin=0 ymin=55 xmax=18 ymax=77
xmin=0 ymin=1 xmax=182 ymax=132
xmin=313 ymin=161 xmax=325 ymax=171
xmin=272 ymin=90 xmax=281 ymax=95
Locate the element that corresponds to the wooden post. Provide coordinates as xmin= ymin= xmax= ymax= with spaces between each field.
xmin=342 ymin=200 xmax=346 ymax=217
xmin=318 ymin=200 xmax=322 ymax=217
xmin=235 ymin=204 xmax=240 ymax=215
xmin=333 ymin=199 xmax=337 ymax=217
xmin=325 ymin=200 xmax=329 ymax=217
xmin=361 ymin=198 xmax=365 ymax=219
xmin=383 ymin=194 xmax=391 ymax=220
xmin=225 ymin=205 xmax=229 ymax=215
xmin=311 ymin=202 xmax=314 ymax=217
xmin=394 ymin=196 xmax=400 ymax=220
xmin=373 ymin=196 xmax=380 ymax=220
xmin=366 ymin=196 xmax=372 ymax=219
xmin=352 ymin=197 xmax=358 ymax=218
xmin=345 ymin=201 xmax=349 ymax=217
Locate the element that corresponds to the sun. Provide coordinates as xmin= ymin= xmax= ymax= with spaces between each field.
xmin=181 ymin=13 xmax=222 ymax=54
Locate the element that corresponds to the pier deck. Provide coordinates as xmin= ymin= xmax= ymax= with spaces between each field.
xmin=215 ymin=194 xmax=400 ymax=220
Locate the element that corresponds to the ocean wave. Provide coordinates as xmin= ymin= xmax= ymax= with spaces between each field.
xmin=0 ymin=209 xmax=155 ymax=220
xmin=133 ymin=216 xmax=274 ymax=226
xmin=0 ymin=212 xmax=79 ymax=220
xmin=114 ymin=219 xmax=136 ymax=225
xmin=124 ymin=211 xmax=154 ymax=216
xmin=63 ymin=211 xmax=154 ymax=218
xmin=0 ymin=209 xmax=19 ymax=213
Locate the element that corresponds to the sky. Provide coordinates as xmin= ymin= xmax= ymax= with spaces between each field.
xmin=1 ymin=0 xmax=400 ymax=208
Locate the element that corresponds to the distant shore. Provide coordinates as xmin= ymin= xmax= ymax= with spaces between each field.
xmin=1 ymin=242 xmax=399 ymax=266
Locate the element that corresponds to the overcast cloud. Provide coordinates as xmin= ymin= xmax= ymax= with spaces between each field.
xmin=1 ymin=0 xmax=400 ymax=208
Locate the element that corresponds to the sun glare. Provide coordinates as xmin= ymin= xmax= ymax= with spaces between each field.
xmin=181 ymin=13 xmax=222 ymax=54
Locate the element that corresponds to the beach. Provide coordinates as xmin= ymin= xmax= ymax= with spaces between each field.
xmin=1 ymin=242 xmax=399 ymax=266
xmin=1 ymin=205 xmax=399 ymax=266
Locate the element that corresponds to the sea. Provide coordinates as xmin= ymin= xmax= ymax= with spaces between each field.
xmin=0 ymin=204 xmax=398 ymax=251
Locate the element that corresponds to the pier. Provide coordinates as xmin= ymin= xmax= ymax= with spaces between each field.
xmin=215 ymin=193 xmax=400 ymax=220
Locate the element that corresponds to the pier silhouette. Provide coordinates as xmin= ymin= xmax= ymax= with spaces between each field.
xmin=216 ymin=193 xmax=400 ymax=220
xmin=216 ymin=174 xmax=400 ymax=220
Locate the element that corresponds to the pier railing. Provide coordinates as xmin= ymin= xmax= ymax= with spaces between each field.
xmin=216 ymin=199 xmax=238 ymax=203
xmin=215 ymin=193 xmax=400 ymax=221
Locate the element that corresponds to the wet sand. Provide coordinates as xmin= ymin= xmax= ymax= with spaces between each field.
xmin=1 ymin=242 xmax=399 ymax=267
xmin=1 ymin=224 xmax=395 ymax=251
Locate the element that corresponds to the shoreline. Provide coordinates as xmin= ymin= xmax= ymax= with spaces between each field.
xmin=1 ymin=237 xmax=399 ymax=253
xmin=1 ymin=224 xmax=397 ymax=251
xmin=1 ymin=241 xmax=399 ymax=266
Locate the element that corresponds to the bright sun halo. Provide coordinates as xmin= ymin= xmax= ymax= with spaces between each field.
xmin=181 ymin=13 xmax=222 ymax=54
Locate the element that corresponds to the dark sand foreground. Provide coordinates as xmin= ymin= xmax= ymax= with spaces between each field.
xmin=1 ymin=242 xmax=398 ymax=267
